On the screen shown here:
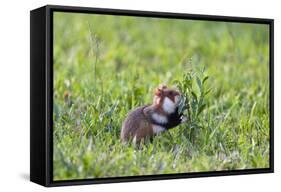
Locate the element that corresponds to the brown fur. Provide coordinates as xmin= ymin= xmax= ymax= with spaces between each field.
xmin=120 ymin=105 xmax=153 ymax=143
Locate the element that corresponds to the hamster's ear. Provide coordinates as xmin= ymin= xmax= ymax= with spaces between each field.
xmin=154 ymin=88 xmax=163 ymax=97
xmin=158 ymin=84 xmax=167 ymax=90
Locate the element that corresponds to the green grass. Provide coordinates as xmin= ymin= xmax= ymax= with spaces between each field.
xmin=53 ymin=12 xmax=270 ymax=180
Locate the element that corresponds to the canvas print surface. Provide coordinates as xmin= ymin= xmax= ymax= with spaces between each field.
xmin=53 ymin=12 xmax=270 ymax=181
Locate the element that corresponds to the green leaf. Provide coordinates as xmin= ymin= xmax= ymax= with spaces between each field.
xmin=103 ymin=100 xmax=119 ymax=118
xmin=196 ymin=76 xmax=202 ymax=91
xmin=178 ymin=96 xmax=186 ymax=114
xmin=204 ymin=88 xmax=212 ymax=96
xmin=191 ymin=91 xmax=198 ymax=104
xmin=197 ymin=103 xmax=206 ymax=116
xmin=202 ymin=76 xmax=209 ymax=84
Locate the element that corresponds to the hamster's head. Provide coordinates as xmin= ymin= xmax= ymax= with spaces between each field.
xmin=153 ymin=84 xmax=181 ymax=114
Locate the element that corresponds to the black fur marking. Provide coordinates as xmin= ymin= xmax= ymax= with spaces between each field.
xmin=150 ymin=107 xmax=183 ymax=129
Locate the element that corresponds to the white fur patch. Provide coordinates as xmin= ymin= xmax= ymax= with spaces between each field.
xmin=162 ymin=97 xmax=177 ymax=114
xmin=152 ymin=125 xmax=166 ymax=134
xmin=152 ymin=113 xmax=168 ymax=124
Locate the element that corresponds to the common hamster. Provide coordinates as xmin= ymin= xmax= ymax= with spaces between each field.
xmin=120 ymin=84 xmax=187 ymax=144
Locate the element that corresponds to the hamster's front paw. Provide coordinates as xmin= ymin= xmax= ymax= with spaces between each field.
xmin=180 ymin=116 xmax=188 ymax=123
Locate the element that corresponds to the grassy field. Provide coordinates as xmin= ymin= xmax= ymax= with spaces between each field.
xmin=53 ymin=12 xmax=270 ymax=180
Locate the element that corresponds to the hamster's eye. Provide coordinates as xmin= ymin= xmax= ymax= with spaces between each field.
xmin=168 ymin=91 xmax=173 ymax=96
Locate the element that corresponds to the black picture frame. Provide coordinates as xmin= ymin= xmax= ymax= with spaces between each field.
xmin=30 ymin=4 xmax=274 ymax=187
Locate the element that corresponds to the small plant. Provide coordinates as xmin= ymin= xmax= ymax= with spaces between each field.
xmin=173 ymin=67 xmax=211 ymax=143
